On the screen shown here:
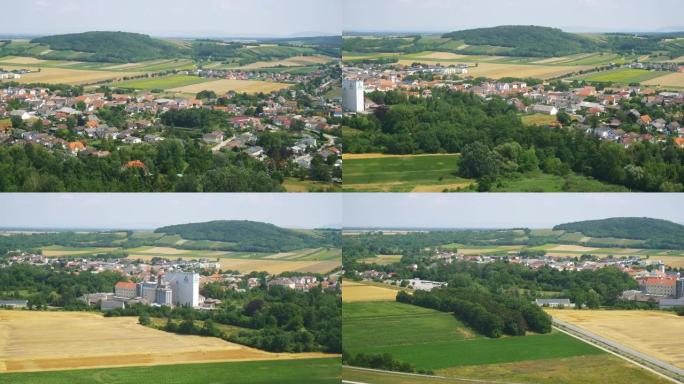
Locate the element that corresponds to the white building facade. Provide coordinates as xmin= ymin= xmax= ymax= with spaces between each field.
xmin=342 ymin=78 xmax=365 ymax=113
xmin=165 ymin=272 xmax=200 ymax=307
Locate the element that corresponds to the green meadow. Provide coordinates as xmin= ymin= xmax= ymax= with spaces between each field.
xmin=0 ymin=358 xmax=341 ymax=384
xmin=343 ymin=154 xmax=470 ymax=192
xmin=343 ymin=301 xmax=601 ymax=371
xmin=579 ymin=68 xmax=666 ymax=84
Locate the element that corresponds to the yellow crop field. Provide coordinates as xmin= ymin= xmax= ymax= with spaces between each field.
xmin=415 ymin=52 xmax=468 ymax=60
xmin=0 ymin=311 xmax=328 ymax=373
xmin=465 ymin=63 xmax=589 ymax=80
xmin=238 ymin=55 xmax=332 ymax=69
xmin=651 ymin=256 xmax=684 ymax=268
xmin=41 ymin=247 xmax=118 ymax=257
xmin=361 ymin=254 xmax=403 ymax=265
xmin=547 ymin=309 xmax=684 ymax=369
xmin=0 ymin=56 xmax=47 ymax=64
xmin=642 ymin=72 xmax=684 ymax=88
xmin=134 ymin=246 xmax=196 ymax=255
xmin=169 ymin=79 xmax=290 ymax=94
xmin=12 ymin=67 xmax=139 ymax=85
xmin=342 ymin=281 xmax=401 ymax=302
xmin=548 ymin=245 xmax=600 ymax=252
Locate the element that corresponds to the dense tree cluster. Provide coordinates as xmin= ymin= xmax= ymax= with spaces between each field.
xmin=107 ymin=285 xmax=341 ymax=354
xmin=554 ymin=218 xmax=684 ymax=249
xmin=0 ymin=264 xmax=123 ymax=309
xmin=155 ymin=220 xmax=340 ymax=252
xmin=0 ymin=142 xmax=284 ymax=192
xmin=343 ymin=88 xmax=684 ymax=192
xmin=397 ymin=288 xmax=551 ymax=338
xmin=343 ymin=352 xmax=423 ymax=374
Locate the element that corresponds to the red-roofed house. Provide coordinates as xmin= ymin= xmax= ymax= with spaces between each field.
xmin=115 ymin=281 xmax=138 ymax=298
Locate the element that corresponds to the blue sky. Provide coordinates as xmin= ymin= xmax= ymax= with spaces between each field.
xmin=0 ymin=194 xmax=342 ymax=230
xmin=0 ymin=0 xmax=341 ymax=37
xmin=343 ymin=194 xmax=684 ymax=228
xmin=344 ymin=0 xmax=684 ymax=33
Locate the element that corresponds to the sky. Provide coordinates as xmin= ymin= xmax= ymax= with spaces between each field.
xmin=343 ymin=194 xmax=684 ymax=229
xmin=0 ymin=194 xmax=342 ymax=230
xmin=0 ymin=0 xmax=341 ymax=37
xmin=344 ymin=0 xmax=684 ymax=33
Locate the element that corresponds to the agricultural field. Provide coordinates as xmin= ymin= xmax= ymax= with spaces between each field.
xmin=578 ymin=68 xmax=667 ymax=84
xmin=342 ymin=281 xmax=401 ymax=302
xmin=38 ymin=244 xmax=341 ymax=274
xmin=492 ymin=172 xmax=628 ymax=192
xmin=112 ymin=75 xmax=209 ymax=90
xmin=521 ymin=113 xmax=558 ymax=126
xmin=0 ymin=311 xmax=329 ymax=373
xmin=343 ymin=153 xmax=472 ymax=192
xmin=360 ymin=254 xmax=403 ymax=265
xmin=10 ymin=67 xmax=139 ymax=85
xmin=40 ymin=245 xmax=119 ymax=257
xmin=342 ymin=301 xmax=669 ymax=384
xmin=235 ymin=55 xmax=333 ymax=69
xmin=0 ymin=358 xmax=341 ymax=384
xmin=642 ymin=72 xmax=684 ymax=88
xmin=282 ymin=178 xmax=341 ymax=192
xmin=547 ymin=309 xmax=684 ymax=369
xmin=168 ymin=79 xmax=290 ymax=94
xmin=343 ymin=301 xmax=601 ymax=370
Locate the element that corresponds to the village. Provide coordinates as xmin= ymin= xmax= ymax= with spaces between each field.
xmin=0 ymin=64 xmax=343 ymax=187
xmin=343 ymin=61 xmax=684 ymax=149
xmin=0 ymin=250 xmax=340 ymax=311
xmin=353 ymin=248 xmax=684 ymax=310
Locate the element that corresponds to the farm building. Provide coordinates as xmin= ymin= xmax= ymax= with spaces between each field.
xmin=0 ymin=300 xmax=28 ymax=308
xmin=406 ymin=278 xmax=447 ymax=291
xmin=535 ymin=298 xmax=575 ymax=308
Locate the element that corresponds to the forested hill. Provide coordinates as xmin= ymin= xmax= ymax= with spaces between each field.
xmin=31 ymin=31 xmax=183 ymax=62
xmin=554 ymin=217 xmax=684 ymax=248
xmin=441 ymin=25 xmax=597 ymax=57
xmin=155 ymin=220 xmax=335 ymax=252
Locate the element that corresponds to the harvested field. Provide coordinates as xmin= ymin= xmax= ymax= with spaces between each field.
xmin=548 ymin=245 xmax=600 ymax=252
xmin=0 ymin=56 xmax=47 ymax=64
xmin=134 ymin=246 xmax=194 ymax=255
xmin=652 ymin=256 xmax=684 ymax=268
xmin=41 ymin=246 xmax=118 ymax=257
xmin=215 ymin=258 xmax=339 ymax=274
xmin=11 ymin=67 xmax=139 ymax=85
xmin=642 ymin=72 xmax=684 ymax=88
xmin=546 ymin=309 xmax=684 ymax=369
xmin=342 ymin=281 xmax=400 ymax=302
xmin=415 ymin=52 xmax=467 ymax=60
xmin=465 ymin=63 xmax=589 ymax=80
xmin=169 ymin=79 xmax=290 ymax=94
xmin=237 ymin=55 xmax=332 ymax=69
xmin=360 ymin=254 xmax=403 ymax=265
xmin=0 ymin=311 xmax=328 ymax=373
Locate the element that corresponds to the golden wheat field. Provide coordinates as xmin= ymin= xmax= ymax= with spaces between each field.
xmin=342 ymin=281 xmax=402 ymax=302
xmin=0 ymin=311 xmax=329 ymax=373
xmin=169 ymin=79 xmax=290 ymax=94
xmin=41 ymin=247 xmax=118 ymax=257
xmin=642 ymin=72 xmax=684 ymax=88
xmin=548 ymin=245 xmax=600 ymax=252
xmin=12 ymin=67 xmax=139 ymax=85
xmin=237 ymin=55 xmax=332 ymax=69
xmin=546 ymin=309 xmax=684 ymax=369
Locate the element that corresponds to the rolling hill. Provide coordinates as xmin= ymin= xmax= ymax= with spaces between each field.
xmin=155 ymin=220 xmax=334 ymax=252
xmin=442 ymin=25 xmax=598 ymax=57
xmin=31 ymin=31 xmax=184 ymax=62
xmin=553 ymin=217 xmax=684 ymax=248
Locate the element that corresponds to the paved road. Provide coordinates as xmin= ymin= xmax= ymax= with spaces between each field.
xmin=553 ymin=318 xmax=684 ymax=383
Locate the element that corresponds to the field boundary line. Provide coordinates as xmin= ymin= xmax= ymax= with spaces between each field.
xmin=343 ymin=365 xmax=524 ymax=384
xmin=552 ymin=321 xmax=683 ymax=384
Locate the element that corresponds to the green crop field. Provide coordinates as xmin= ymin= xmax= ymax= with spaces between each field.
xmin=343 ymin=154 xmax=471 ymax=192
xmin=112 ymin=75 xmax=208 ymax=90
xmin=0 ymin=358 xmax=340 ymax=384
xmin=492 ymin=172 xmax=629 ymax=192
xmin=343 ymin=301 xmax=602 ymax=371
xmin=579 ymin=68 xmax=666 ymax=84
